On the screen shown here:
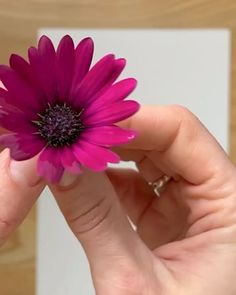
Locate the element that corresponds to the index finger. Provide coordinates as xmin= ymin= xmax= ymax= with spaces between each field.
xmin=0 ymin=149 xmax=45 ymax=245
xmin=118 ymin=105 xmax=234 ymax=185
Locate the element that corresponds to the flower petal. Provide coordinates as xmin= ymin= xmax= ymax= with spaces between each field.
xmin=73 ymin=140 xmax=120 ymax=171
xmin=10 ymin=54 xmax=31 ymax=77
xmin=10 ymin=54 xmax=42 ymax=94
xmin=73 ymin=145 xmax=106 ymax=171
xmin=0 ymin=109 xmax=36 ymax=133
xmin=0 ymin=133 xmax=45 ymax=160
xmin=0 ymin=87 xmax=19 ymax=110
xmin=100 ymin=58 xmax=126 ymax=91
xmin=56 ymin=35 xmax=75 ymax=101
xmin=0 ymin=87 xmax=35 ymax=119
xmin=37 ymin=147 xmax=64 ymax=183
xmin=28 ymin=36 xmax=56 ymax=103
xmin=72 ymin=54 xmax=115 ymax=107
xmin=97 ymin=78 xmax=137 ymax=105
xmin=0 ymin=95 xmax=6 ymax=105
xmin=70 ymin=37 xmax=94 ymax=94
xmin=83 ymin=78 xmax=137 ymax=118
xmin=60 ymin=147 xmax=81 ymax=174
xmin=0 ymin=65 xmax=42 ymax=113
xmin=81 ymin=126 xmax=137 ymax=147
xmin=0 ymin=88 xmax=20 ymax=111
xmin=83 ymin=100 xmax=140 ymax=126
xmin=83 ymin=58 xmax=126 ymax=107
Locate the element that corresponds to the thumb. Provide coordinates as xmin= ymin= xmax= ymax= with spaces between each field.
xmin=50 ymin=170 xmax=152 ymax=282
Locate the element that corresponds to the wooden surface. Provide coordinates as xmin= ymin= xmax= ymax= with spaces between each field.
xmin=0 ymin=1 xmax=236 ymax=294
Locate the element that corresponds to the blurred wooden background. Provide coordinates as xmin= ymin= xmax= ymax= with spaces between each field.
xmin=0 ymin=0 xmax=236 ymax=294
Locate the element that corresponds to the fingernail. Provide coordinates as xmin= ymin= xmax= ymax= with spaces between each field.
xmin=9 ymin=157 xmax=42 ymax=187
xmin=59 ymin=171 xmax=79 ymax=188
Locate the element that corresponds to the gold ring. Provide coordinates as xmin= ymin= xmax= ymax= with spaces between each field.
xmin=148 ymin=175 xmax=171 ymax=197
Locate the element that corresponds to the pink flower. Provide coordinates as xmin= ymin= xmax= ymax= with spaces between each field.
xmin=0 ymin=35 xmax=139 ymax=182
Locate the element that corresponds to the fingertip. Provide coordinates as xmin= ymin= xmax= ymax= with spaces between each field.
xmin=0 ymin=149 xmax=43 ymax=188
xmin=9 ymin=157 xmax=43 ymax=187
xmin=56 ymin=170 xmax=80 ymax=190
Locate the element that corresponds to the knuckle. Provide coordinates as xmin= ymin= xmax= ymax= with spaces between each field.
xmin=169 ymin=104 xmax=200 ymax=140
xmin=169 ymin=104 xmax=193 ymax=120
xmin=169 ymin=104 xmax=200 ymax=127
xmin=68 ymin=195 xmax=112 ymax=235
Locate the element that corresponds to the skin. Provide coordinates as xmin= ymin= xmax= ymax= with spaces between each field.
xmin=1 ymin=105 xmax=236 ymax=294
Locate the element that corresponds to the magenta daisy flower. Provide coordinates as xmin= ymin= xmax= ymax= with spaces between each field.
xmin=0 ymin=35 xmax=139 ymax=182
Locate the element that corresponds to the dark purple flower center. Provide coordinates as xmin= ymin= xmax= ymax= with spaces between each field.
xmin=34 ymin=104 xmax=84 ymax=147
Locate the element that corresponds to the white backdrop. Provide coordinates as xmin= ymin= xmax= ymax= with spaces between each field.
xmin=37 ymin=29 xmax=231 ymax=295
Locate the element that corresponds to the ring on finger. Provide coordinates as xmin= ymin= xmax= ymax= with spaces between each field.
xmin=148 ymin=175 xmax=172 ymax=197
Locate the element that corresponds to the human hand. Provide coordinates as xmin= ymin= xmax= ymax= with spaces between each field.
xmin=0 ymin=149 xmax=45 ymax=246
xmin=0 ymin=80 xmax=45 ymax=247
xmin=50 ymin=105 xmax=236 ymax=295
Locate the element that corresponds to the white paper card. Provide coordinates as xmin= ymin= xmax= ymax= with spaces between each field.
xmin=37 ymin=28 xmax=231 ymax=295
